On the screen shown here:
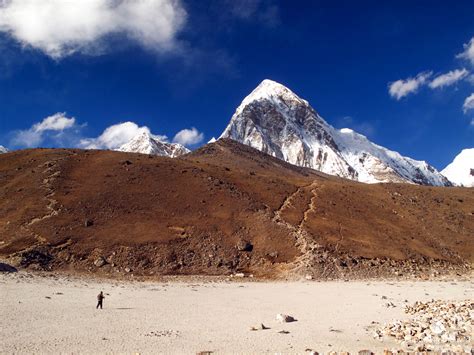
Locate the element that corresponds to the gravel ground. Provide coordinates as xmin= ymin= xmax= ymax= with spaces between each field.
xmin=0 ymin=272 xmax=472 ymax=354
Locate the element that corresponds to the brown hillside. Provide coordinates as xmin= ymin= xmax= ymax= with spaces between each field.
xmin=0 ymin=139 xmax=472 ymax=279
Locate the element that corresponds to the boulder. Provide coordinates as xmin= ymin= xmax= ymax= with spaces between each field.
xmin=0 ymin=262 xmax=17 ymax=272
xmin=94 ymin=257 xmax=106 ymax=267
xmin=236 ymin=240 xmax=253 ymax=252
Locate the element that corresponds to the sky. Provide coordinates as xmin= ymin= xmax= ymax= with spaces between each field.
xmin=0 ymin=0 xmax=473 ymax=170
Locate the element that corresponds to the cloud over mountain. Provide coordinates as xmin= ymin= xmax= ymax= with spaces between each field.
xmin=173 ymin=127 xmax=204 ymax=146
xmin=79 ymin=122 xmax=157 ymax=150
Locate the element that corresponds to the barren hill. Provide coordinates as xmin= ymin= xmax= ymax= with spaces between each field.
xmin=0 ymin=139 xmax=472 ymax=279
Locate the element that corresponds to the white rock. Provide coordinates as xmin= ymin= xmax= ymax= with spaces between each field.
xmin=423 ymin=333 xmax=433 ymax=343
xmin=430 ymin=321 xmax=446 ymax=335
xmin=276 ymin=313 xmax=295 ymax=323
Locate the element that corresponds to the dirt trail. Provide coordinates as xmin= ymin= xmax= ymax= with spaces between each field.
xmin=21 ymin=158 xmax=65 ymax=245
xmin=271 ymin=181 xmax=324 ymax=275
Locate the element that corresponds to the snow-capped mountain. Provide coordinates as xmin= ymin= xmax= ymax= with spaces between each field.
xmin=0 ymin=146 xmax=8 ymax=153
xmin=441 ymin=149 xmax=474 ymax=187
xmin=118 ymin=131 xmax=190 ymax=157
xmin=220 ymin=79 xmax=450 ymax=186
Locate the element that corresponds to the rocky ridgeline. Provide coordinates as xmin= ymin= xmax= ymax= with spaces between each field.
xmin=374 ymin=300 xmax=473 ymax=352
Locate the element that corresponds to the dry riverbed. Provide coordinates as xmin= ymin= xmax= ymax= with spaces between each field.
xmin=0 ymin=272 xmax=472 ymax=354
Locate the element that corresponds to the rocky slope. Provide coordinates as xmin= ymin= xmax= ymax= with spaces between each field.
xmin=441 ymin=148 xmax=474 ymax=187
xmin=118 ymin=130 xmax=189 ymax=157
xmin=0 ymin=140 xmax=472 ymax=279
xmin=220 ymin=79 xmax=450 ymax=186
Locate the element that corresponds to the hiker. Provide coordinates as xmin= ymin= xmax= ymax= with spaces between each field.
xmin=96 ymin=291 xmax=105 ymax=309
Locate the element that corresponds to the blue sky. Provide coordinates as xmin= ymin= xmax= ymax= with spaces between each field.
xmin=0 ymin=0 xmax=473 ymax=169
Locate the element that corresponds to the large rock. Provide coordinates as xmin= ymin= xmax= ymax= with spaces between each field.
xmin=94 ymin=257 xmax=106 ymax=267
xmin=276 ymin=313 xmax=295 ymax=323
xmin=0 ymin=262 xmax=17 ymax=272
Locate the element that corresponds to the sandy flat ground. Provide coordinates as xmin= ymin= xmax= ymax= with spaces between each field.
xmin=0 ymin=272 xmax=472 ymax=354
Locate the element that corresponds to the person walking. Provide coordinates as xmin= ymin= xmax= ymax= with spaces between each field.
xmin=96 ymin=291 xmax=105 ymax=309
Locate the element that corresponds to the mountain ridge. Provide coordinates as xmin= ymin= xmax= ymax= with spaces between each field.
xmin=0 ymin=140 xmax=472 ymax=278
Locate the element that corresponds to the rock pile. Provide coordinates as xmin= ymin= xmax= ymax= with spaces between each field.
xmin=374 ymin=299 xmax=473 ymax=352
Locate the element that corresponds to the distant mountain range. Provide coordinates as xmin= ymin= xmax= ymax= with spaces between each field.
xmin=0 ymin=80 xmax=471 ymax=186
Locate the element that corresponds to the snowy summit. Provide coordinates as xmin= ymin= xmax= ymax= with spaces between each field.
xmin=118 ymin=131 xmax=189 ymax=158
xmin=441 ymin=148 xmax=474 ymax=187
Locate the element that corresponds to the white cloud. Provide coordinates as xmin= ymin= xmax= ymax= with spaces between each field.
xmin=429 ymin=68 xmax=469 ymax=89
xmin=457 ymin=37 xmax=474 ymax=66
xmin=172 ymin=127 xmax=204 ymax=146
xmin=388 ymin=71 xmax=432 ymax=100
xmin=32 ymin=112 xmax=76 ymax=131
xmin=0 ymin=0 xmax=187 ymax=59
xmin=467 ymin=74 xmax=474 ymax=85
xmin=80 ymin=121 xmax=154 ymax=149
xmin=463 ymin=93 xmax=474 ymax=113
xmin=11 ymin=112 xmax=76 ymax=147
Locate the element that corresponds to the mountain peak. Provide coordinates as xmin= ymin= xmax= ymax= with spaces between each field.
xmin=220 ymin=81 xmax=451 ymax=186
xmin=118 ymin=130 xmax=189 ymax=158
xmin=0 ymin=145 xmax=8 ymax=153
xmin=256 ymin=79 xmax=289 ymax=92
xmin=442 ymin=148 xmax=474 ymax=187
xmin=237 ymin=79 xmax=308 ymax=113
xmin=250 ymin=79 xmax=303 ymax=99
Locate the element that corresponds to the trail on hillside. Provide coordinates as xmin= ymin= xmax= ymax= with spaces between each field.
xmin=21 ymin=157 xmax=66 ymax=245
